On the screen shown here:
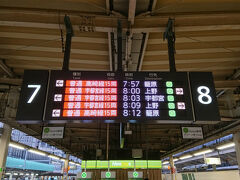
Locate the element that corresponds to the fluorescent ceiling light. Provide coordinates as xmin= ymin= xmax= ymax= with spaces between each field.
xmin=70 ymin=161 xmax=76 ymax=165
xmin=60 ymin=158 xmax=66 ymax=162
xmin=26 ymin=173 xmax=29 ymax=176
xmin=14 ymin=173 xmax=18 ymax=175
xmin=28 ymin=149 xmax=46 ymax=156
xmin=162 ymin=161 xmax=169 ymax=165
xmin=173 ymin=158 xmax=178 ymax=162
xmin=9 ymin=143 xmax=25 ymax=150
xmin=48 ymin=155 xmax=60 ymax=160
xmin=194 ymin=149 xmax=213 ymax=156
xmin=179 ymin=155 xmax=193 ymax=160
xmin=217 ymin=142 xmax=235 ymax=150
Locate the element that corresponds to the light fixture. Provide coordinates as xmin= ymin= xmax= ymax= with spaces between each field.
xmin=193 ymin=149 xmax=213 ymax=156
xmin=60 ymin=158 xmax=66 ymax=162
xmin=9 ymin=143 xmax=25 ymax=150
xmin=28 ymin=149 xmax=46 ymax=156
xmin=162 ymin=161 xmax=169 ymax=165
xmin=26 ymin=173 xmax=29 ymax=176
xmin=20 ymin=173 xmax=24 ymax=176
xmin=173 ymin=158 xmax=178 ymax=162
xmin=217 ymin=142 xmax=235 ymax=150
xmin=70 ymin=161 xmax=76 ymax=165
xmin=48 ymin=155 xmax=60 ymax=160
xmin=14 ymin=173 xmax=18 ymax=176
xmin=179 ymin=155 xmax=193 ymax=160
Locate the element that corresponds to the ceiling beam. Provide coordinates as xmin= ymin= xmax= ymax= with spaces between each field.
xmin=106 ymin=0 xmax=113 ymax=71
xmin=137 ymin=33 xmax=149 ymax=71
xmin=161 ymin=119 xmax=240 ymax=159
xmin=132 ymin=25 xmax=240 ymax=33
xmin=124 ymin=0 xmax=137 ymax=70
xmin=106 ymin=0 xmax=110 ymax=15
xmin=0 ymin=59 xmax=15 ymax=77
xmin=215 ymin=80 xmax=240 ymax=89
xmin=0 ymin=21 xmax=114 ymax=33
xmin=151 ymin=0 xmax=158 ymax=11
xmin=0 ymin=77 xmax=22 ymax=85
xmin=128 ymin=0 xmax=136 ymax=25
xmin=136 ymin=0 xmax=157 ymax=71
xmin=1 ymin=21 xmax=240 ymax=33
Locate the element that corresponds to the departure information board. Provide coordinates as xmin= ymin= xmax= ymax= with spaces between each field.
xmin=119 ymin=72 xmax=193 ymax=123
xmin=16 ymin=70 xmax=220 ymax=124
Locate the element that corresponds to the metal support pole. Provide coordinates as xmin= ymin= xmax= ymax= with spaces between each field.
xmin=62 ymin=154 xmax=70 ymax=180
xmin=233 ymin=132 xmax=240 ymax=175
xmin=62 ymin=15 xmax=74 ymax=71
xmin=0 ymin=124 xmax=12 ymax=179
xmin=169 ymin=155 xmax=175 ymax=180
xmin=31 ymin=173 xmax=34 ymax=180
xmin=9 ymin=173 xmax=13 ymax=180
xmin=163 ymin=18 xmax=176 ymax=72
xmin=120 ymin=122 xmax=124 ymax=149
xmin=106 ymin=123 xmax=109 ymax=160
xmin=117 ymin=20 xmax=123 ymax=72
xmin=136 ymin=33 xmax=147 ymax=71
xmin=110 ymin=32 xmax=115 ymax=71
xmin=24 ymin=150 xmax=28 ymax=169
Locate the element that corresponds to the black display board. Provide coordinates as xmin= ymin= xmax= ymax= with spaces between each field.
xmin=189 ymin=72 xmax=220 ymax=122
xmin=16 ymin=70 xmax=220 ymax=124
xmin=44 ymin=71 xmax=193 ymax=123
xmin=16 ymin=70 xmax=49 ymax=123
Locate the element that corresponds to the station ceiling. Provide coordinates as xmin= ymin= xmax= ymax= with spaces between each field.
xmin=0 ymin=0 xmax=240 ymax=159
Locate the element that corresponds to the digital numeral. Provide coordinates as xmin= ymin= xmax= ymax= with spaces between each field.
xmin=131 ymin=81 xmax=140 ymax=87
xmin=27 ymin=85 xmax=41 ymax=103
xmin=197 ymin=86 xmax=212 ymax=105
xmin=132 ymin=110 xmax=141 ymax=116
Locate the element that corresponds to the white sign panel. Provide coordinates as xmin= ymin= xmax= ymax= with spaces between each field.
xmin=205 ymin=157 xmax=221 ymax=165
xmin=101 ymin=171 xmax=116 ymax=179
xmin=42 ymin=127 xmax=64 ymax=139
xmin=128 ymin=171 xmax=143 ymax=178
xmin=182 ymin=127 xmax=203 ymax=139
xmin=77 ymin=172 xmax=92 ymax=179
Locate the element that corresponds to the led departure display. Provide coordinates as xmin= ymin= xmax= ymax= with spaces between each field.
xmin=44 ymin=71 xmax=119 ymax=122
xmin=16 ymin=70 xmax=220 ymax=124
xmin=118 ymin=72 xmax=194 ymax=123
xmin=121 ymin=80 xmax=186 ymax=119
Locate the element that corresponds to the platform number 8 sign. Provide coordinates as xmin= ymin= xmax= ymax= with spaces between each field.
xmin=197 ymin=86 xmax=212 ymax=105
xmin=189 ymin=72 xmax=220 ymax=122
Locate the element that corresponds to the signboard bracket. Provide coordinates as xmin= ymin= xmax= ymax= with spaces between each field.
xmin=62 ymin=15 xmax=74 ymax=71
xmin=117 ymin=20 xmax=123 ymax=72
xmin=163 ymin=18 xmax=176 ymax=73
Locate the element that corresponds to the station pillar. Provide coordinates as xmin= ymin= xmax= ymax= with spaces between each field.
xmin=170 ymin=156 xmax=175 ymax=180
xmin=9 ymin=173 xmax=13 ymax=180
xmin=63 ymin=154 xmax=70 ymax=180
xmin=30 ymin=173 xmax=34 ymax=180
xmin=233 ymin=131 xmax=240 ymax=174
xmin=0 ymin=123 xmax=12 ymax=179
